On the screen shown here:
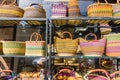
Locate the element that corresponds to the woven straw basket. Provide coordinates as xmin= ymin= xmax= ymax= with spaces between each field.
xmin=104 ymin=33 xmax=120 ymax=57
xmin=80 ymin=33 xmax=106 ymax=56
xmin=25 ymin=32 xmax=45 ymax=56
xmin=2 ymin=41 xmax=25 ymax=55
xmin=0 ymin=0 xmax=24 ymax=17
xmin=54 ymin=31 xmax=78 ymax=56
xmin=84 ymin=69 xmax=110 ymax=80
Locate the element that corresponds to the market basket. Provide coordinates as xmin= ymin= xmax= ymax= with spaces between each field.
xmin=2 ymin=41 xmax=25 ymax=55
xmin=67 ymin=0 xmax=82 ymax=25
xmin=84 ymin=69 xmax=110 ymax=80
xmin=104 ymin=33 xmax=120 ymax=57
xmin=87 ymin=0 xmax=112 ymax=24
xmin=112 ymin=0 xmax=120 ymax=24
xmin=79 ymin=33 xmax=106 ymax=56
xmin=51 ymin=3 xmax=67 ymax=26
xmin=54 ymin=31 xmax=78 ymax=56
xmin=25 ymin=32 xmax=46 ymax=56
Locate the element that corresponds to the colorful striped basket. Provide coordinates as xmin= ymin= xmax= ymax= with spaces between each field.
xmin=25 ymin=32 xmax=46 ymax=56
xmin=80 ymin=33 xmax=106 ymax=56
xmin=54 ymin=31 xmax=78 ymax=56
xmin=104 ymin=33 xmax=120 ymax=57
xmin=84 ymin=69 xmax=110 ymax=80
xmin=2 ymin=41 xmax=25 ymax=55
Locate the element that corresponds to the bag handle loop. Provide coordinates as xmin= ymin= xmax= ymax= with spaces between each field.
xmin=97 ymin=0 xmax=108 ymax=4
xmin=84 ymin=69 xmax=110 ymax=80
xmin=61 ymin=31 xmax=72 ymax=39
xmin=30 ymin=32 xmax=42 ymax=42
xmin=111 ymin=71 xmax=120 ymax=78
xmin=85 ymin=33 xmax=97 ymax=40
xmin=117 ymin=0 xmax=120 ymax=4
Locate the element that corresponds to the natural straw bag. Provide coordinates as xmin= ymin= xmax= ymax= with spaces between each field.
xmin=84 ymin=69 xmax=110 ymax=80
xmin=80 ymin=33 xmax=106 ymax=56
xmin=54 ymin=31 xmax=78 ymax=56
xmin=0 ymin=0 xmax=24 ymax=17
xmin=104 ymin=33 xmax=120 ymax=57
xmin=112 ymin=0 xmax=120 ymax=24
xmin=2 ymin=41 xmax=25 ymax=55
xmin=111 ymin=71 xmax=120 ymax=80
xmin=87 ymin=0 xmax=112 ymax=24
xmin=23 ymin=3 xmax=46 ymax=18
xmin=67 ymin=0 xmax=82 ymax=25
xmin=87 ymin=0 xmax=112 ymax=17
xmin=25 ymin=32 xmax=46 ymax=56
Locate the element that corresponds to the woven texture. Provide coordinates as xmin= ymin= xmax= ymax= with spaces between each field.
xmin=25 ymin=32 xmax=45 ymax=56
xmin=54 ymin=31 xmax=78 ymax=56
xmin=2 ymin=41 xmax=25 ymax=55
xmin=80 ymin=33 xmax=106 ymax=56
xmin=87 ymin=0 xmax=112 ymax=17
xmin=23 ymin=4 xmax=46 ymax=18
xmin=104 ymin=34 xmax=120 ymax=57
xmin=0 ymin=0 xmax=24 ymax=17
xmin=68 ymin=0 xmax=81 ymax=25
xmin=111 ymin=71 xmax=120 ymax=80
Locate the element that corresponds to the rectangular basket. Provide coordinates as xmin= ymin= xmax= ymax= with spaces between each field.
xmin=2 ymin=41 xmax=25 ymax=55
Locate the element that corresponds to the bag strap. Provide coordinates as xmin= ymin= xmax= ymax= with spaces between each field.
xmin=0 ymin=57 xmax=9 ymax=70
xmin=84 ymin=69 xmax=110 ymax=80
xmin=1 ymin=0 xmax=17 ymax=6
xmin=85 ymin=33 xmax=97 ymax=40
xmin=111 ymin=71 xmax=120 ymax=78
xmin=30 ymin=32 xmax=42 ymax=42
xmin=61 ymin=31 xmax=72 ymax=39
xmin=30 ymin=3 xmax=42 ymax=8
xmin=97 ymin=0 xmax=108 ymax=4
xmin=117 ymin=0 xmax=120 ymax=4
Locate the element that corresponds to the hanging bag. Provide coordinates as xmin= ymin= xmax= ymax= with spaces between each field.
xmin=80 ymin=33 xmax=106 ymax=56
xmin=54 ymin=31 xmax=78 ymax=56
xmin=0 ymin=0 xmax=24 ymax=17
xmin=25 ymin=32 xmax=46 ymax=56
xmin=84 ymin=69 xmax=110 ymax=80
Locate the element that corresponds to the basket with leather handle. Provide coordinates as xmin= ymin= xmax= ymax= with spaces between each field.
xmin=80 ymin=33 xmax=106 ymax=56
xmin=84 ymin=69 xmax=110 ymax=80
xmin=54 ymin=31 xmax=78 ymax=56
xmin=0 ymin=0 xmax=24 ymax=17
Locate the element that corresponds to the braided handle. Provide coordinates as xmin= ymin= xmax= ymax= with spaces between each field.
xmin=97 ymin=0 xmax=108 ymax=4
xmin=62 ymin=31 xmax=73 ymax=39
xmin=30 ymin=32 xmax=42 ymax=42
xmin=85 ymin=33 xmax=97 ymax=40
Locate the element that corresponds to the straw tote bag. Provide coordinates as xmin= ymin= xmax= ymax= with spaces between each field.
xmin=104 ymin=33 xmax=120 ymax=57
xmin=112 ymin=0 xmax=120 ymax=24
xmin=25 ymin=32 xmax=46 ymax=56
xmin=80 ymin=33 xmax=106 ymax=56
xmin=0 ymin=0 xmax=24 ymax=17
xmin=54 ymin=31 xmax=78 ymax=56
xmin=87 ymin=0 xmax=112 ymax=24
xmin=84 ymin=69 xmax=110 ymax=80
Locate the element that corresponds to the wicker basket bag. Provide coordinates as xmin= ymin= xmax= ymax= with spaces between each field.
xmin=68 ymin=0 xmax=82 ymax=25
xmin=25 ymin=32 xmax=46 ymax=56
xmin=54 ymin=31 xmax=78 ymax=56
xmin=23 ymin=3 xmax=46 ymax=18
xmin=2 ymin=41 xmax=25 ymax=55
xmin=0 ymin=0 xmax=24 ymax=17
xmin=104 ymin=33 xmax=120 ymax=57
xmin=80 ymin=33 xmax=106 ymax=56
xmin=84 ymin=69 xmax=110 ymax=80
xmin=87 ymin=0 xmax=112 ymax=24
